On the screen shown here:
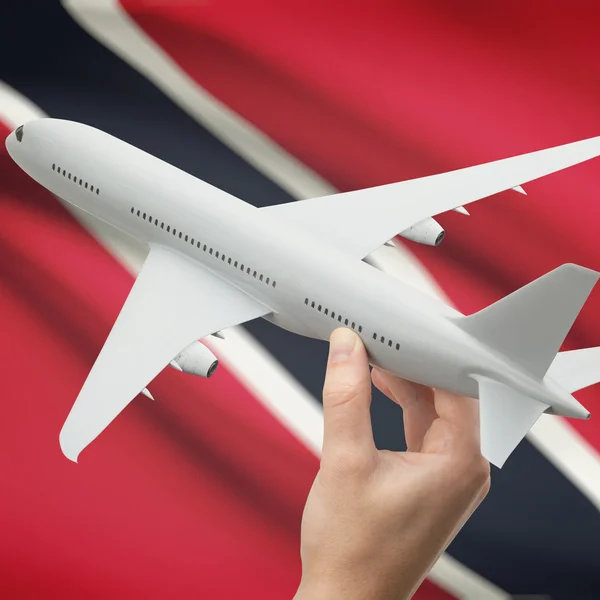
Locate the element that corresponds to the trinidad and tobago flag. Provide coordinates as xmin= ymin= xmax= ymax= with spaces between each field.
xmin=2 ymin=2 xmax=600 ymax=598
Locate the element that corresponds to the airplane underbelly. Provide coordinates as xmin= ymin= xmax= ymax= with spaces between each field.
xmin=264 ymin=312 xmax=323 ymax=340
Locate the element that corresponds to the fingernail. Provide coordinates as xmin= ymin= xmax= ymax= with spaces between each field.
xmin=329 ymin=328 xmax=357 ymax=363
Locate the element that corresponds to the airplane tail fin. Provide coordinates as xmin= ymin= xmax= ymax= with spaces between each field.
xmin=457 ymin=264 xmax=599 ymax=379
xmin=547 ymin=347 xmax=600 ymax=392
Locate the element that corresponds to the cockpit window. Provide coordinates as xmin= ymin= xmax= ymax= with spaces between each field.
xmin=15 ymin=125 xmax=23 ymax=142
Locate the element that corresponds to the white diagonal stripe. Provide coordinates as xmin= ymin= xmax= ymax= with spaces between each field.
xmin=0 ymin=81 xmax=46 ymax=126
xmin=529 ymin=414 xmax=600 ymax=511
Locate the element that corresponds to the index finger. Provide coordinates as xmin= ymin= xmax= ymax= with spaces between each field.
xmin=424 ymin=390 xmax=482 ymax=457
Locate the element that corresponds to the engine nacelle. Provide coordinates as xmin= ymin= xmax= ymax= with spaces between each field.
xmin=170 ymin=341 xmax=218 ymax=378
xmin=398 ymin=217 xmax=445 ymax=246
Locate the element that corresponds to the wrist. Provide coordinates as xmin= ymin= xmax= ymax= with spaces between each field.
xmin=294 ymin=578 xmax=354 ymax=600
xmin=294 ymin=571 xmax=414 ymax=600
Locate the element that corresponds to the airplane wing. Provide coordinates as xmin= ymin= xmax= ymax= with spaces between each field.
xmin=261 ymin=136 xmax=600 ymax=258
xmin=59 ymin=245 xmax=271 ymax=462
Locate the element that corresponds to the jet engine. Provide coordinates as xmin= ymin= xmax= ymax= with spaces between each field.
xmin=169 ymin=341 xmax=218 ymax=377
xmin=399 ymin=217 xmax=445 ymax=246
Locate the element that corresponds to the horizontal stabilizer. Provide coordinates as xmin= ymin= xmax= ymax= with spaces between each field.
xmin=457 ymin=265 xmax=599 ymax=379
xmin=473 ymin=375 xmax=548 ymax=468
xmin=548 ymin=347 xmax=600 ymax=392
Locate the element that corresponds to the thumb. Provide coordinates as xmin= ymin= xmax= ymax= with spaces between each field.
xmin=322 ymin=328 xmax=375 ymax=459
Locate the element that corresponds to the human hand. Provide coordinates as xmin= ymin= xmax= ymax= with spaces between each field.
xmin=295 ymin=328 xmax=490 ymax=600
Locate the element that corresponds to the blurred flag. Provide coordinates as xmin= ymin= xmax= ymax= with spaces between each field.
xmin=1 ymin=1 xmax=600 ymax=598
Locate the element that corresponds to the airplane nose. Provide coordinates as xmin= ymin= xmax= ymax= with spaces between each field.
xmin=5 ymin=125 xmax=24 ymax=163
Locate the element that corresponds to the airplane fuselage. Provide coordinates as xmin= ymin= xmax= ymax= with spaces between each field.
xmin=6 ymin=119 xmax=587 ymax=420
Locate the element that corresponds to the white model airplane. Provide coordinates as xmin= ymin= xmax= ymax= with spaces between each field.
xmin=6 ymin=119 xmax=600 ymax=467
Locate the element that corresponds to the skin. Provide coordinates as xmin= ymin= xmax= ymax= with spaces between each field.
xmin=295 ymin=328 xmax=490 ymax=600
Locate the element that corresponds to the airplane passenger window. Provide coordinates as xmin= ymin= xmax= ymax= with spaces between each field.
xmin=52 ymin=164 xmax=55 ymax=171
xmin=79 ymin=179 xmax=83 ymax=185
xmin=345 ymin=319 xmax=349 ymax=326
xmin=228 ymin=258 xmax=232 ymax=265
xmin=185 ymin=235 xmax=188 ymax=242
xmin=272 ymin=281 xmax=276 ymax=288
xmin=179 ymin=232 xmax=183 ymax=239
xmin=266 ymin=277 xmax=269 ymax=284
xmin=388 ymin=340 xmax=392 ymax=347
xmin=68 ymin=173 xmax=72 ymax=180
xmin=381 ymin=336 xmax=385 ymax=343
xmin=96 ymin=189 xmax=100 ymax=195
xmin=137 ymin=210 xmax=141 ymax=217
xmin=90 ymin=185 xmax=94 ymax=191
xmin=247 ymin=268 xmax=251 ymax=274
xmin=253 ymin=271 xmax=257 ymax=278
xmin=84 ymin=182 xmax=88 ymax=188
xmin=234 ymin=261 xmax=238 ymax=267
xmin=396 ymin=343 xmax=400 ymax=350
xmin=352 ymin=322 xmax=355 ymax=329
xmin=373 ymin=333 xmax=377 ymax=340
xmin=143 ymin=213 xmax=147 ymax=219
xmin=305 ymin=298 xmax=309 ymax=305
xmin=338 ymin=315 xmax=342 ymax=322
xmin=216 ymin=251 xmax=219 ymax=258
xmin=209 ymin=248 xmax=213 ymax=254
xmin=311 ymin=302 xmax=315 ymax=308
xmin=358 ymin=326 xmax=363 ymax=333
xmin=324 ymin=308 xmax=329 ymax=315
xmin=331 ymin=312 xmax=335 ymax=319
xmin=131 ymin=207 xmax=134 ymax=214
xmin=318 ymin=305 xmax=322 ymax=311
xmin=167 ymin=226 xmax=170 ymax=232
